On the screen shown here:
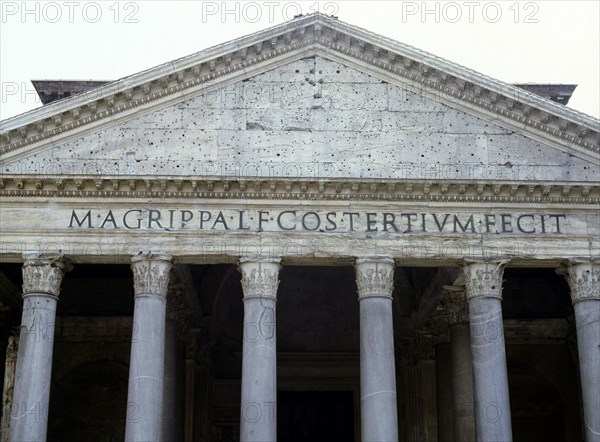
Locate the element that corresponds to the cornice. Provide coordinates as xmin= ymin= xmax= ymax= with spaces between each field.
xmin=1 ymin=14 xmax=598 ymax=162
xmin=0 ymin=177 xmax=598 ymax=204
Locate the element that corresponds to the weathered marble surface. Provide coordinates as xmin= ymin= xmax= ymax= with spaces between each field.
xmin=239 ymin=258 xmax=280 ymax=442
xmin=564 ymin=261 xmax=600 ymax=442
xmin=3 ymin=57 xmax=596 ymax=182
xmin=125 ymin=253 xmax=173 ymax=442
xmin=10 ymin=254 xmax=68 ymax=442
xmin=464 ymin=261 xmax=512 ymax=442
xmin=356 ymin=257 xmax=398 ymax=442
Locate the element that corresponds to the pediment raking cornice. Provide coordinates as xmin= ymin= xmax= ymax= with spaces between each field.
xmin=1 ymin=13 xmax=599 ymax=162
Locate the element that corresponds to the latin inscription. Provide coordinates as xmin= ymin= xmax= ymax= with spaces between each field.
xmin=68 ymin=209 xmax=567 ymax=234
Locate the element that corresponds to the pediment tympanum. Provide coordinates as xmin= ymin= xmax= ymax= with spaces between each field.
xmin=0 ymin=13 xmax=598 ymax=265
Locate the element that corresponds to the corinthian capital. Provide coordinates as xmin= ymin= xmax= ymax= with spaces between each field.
xmin=131 ymin=253 xmax=173 ymax=298
xmin=355 ymin=257 xmax=395 ymax=300
xmin=463 ymin=259 xmax=509 ymax=301
xmin=439 ymin=287 xmax=469 ymax=325
xmin=238 ymin=257 xmax=281 ymax=299
xmin=562 ymin=259 xmax=600 ymax=303
xmin=22 ymin=253 xmax=70 ymax=299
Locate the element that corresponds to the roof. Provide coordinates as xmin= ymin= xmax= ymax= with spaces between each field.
xmin=31 ymin=80 xmax=111 ymax=105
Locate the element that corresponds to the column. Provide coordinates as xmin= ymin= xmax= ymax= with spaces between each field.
xmin=442 ymin=288 xmax=476 ymax=442
xmin=418 ymin=359 xmax=438 ymax=442
xmin=162 ymin=319 xmax=178 ymax=440
xmin=435 ymin=342 xmax=454 ymax=442
xmin=563 ymin=260 xmax=599 ymax=441
xmin=398 ymin=340 xmax=421 ymax=442
xmin=355 ymin=256 xmax=398 ymax=442
xmin=10 ymin=253 xmax=69 ymax=442
xmin=162 ymin=282 xmax=180 ymax=442
xmin=463 ymin=260 xmax=512 ymax=442
xmin=239 ymin=257 xmax=281 ymax=442
xmin=2 ymin=328 xmax=19 ymax=442
xmin=125 ymin=253 xmax=173 ymax=442
xmin=415 ymin=328 xmax=440 ymax=442
xmin=183 ymin=330 xmax=198 ymax=442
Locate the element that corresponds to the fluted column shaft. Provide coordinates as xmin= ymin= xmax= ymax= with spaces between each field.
xmin=356 ymin=257 xmax=398 ymax=442
xmin=10 ymin=254 xmax=68 ymax=442
xmin=239 ymin=257 xmax=281 ymax=442
xmin=125 ymin=253 xmax=173 ymax=442
xmin=563 ymin=260 xmax=599 ymax=441
xmin=464 ymin=260 xmax=512 ymax=442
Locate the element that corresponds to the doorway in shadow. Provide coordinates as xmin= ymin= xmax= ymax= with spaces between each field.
xmin=278 ymin=391 xmax=354 ymax=442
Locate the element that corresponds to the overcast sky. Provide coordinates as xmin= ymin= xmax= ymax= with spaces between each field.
xmin=1 ymin=1 xmax=598 ymax=120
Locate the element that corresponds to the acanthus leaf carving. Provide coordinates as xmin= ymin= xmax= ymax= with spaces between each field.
xmin=130 ymin=252 xmax=173 ymax=297
xmin=463 ymin=260 xmax=508 ymax=300
xmin=238 ymin=258 xmax=281 ymax=299
xmin=21 ymin=253 xmax=70 ymax=298
xmin=355 ymin=257 xmax=395 ymax=299
xmin=438 ymin=286 xmax=469 ymax=325
xmin=564 ymin=260 xmax=600 ymax=303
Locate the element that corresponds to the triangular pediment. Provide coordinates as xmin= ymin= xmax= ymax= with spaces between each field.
xmin=1 ymin=13 xmax=599 ymax=205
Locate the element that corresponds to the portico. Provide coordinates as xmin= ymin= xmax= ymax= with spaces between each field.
xmin=1 ymin=254 xmax=597 ymax=441
xmin=1 ymin=12 xmax=598 ymax=442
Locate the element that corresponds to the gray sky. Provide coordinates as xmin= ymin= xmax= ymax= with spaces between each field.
xmin=1 ymin=1 xmax=599 ymax=120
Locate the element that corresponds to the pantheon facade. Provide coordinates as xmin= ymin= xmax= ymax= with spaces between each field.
xmin=0 ymin=13 xmax=598 ymax=442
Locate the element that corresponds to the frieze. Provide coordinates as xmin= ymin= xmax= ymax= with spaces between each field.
xmin=66 ymin=208 xmax=569 ymax=235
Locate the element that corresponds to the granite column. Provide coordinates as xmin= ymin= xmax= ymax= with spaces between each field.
xmin=356 ymin=256 xmax=398 ymax=442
